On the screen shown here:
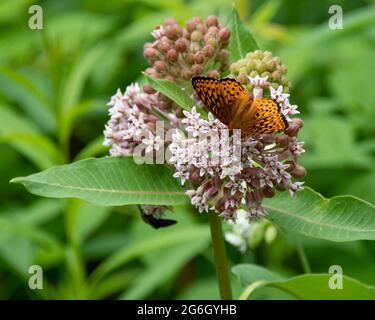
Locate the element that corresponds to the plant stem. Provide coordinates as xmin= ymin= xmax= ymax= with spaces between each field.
xmin=296 ymin=240 xmax=311 ymax=274
xmin=208 ymin=212 xmax=233 ymax=300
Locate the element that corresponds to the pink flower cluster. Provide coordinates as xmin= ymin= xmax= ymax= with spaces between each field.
xmin=169 ymin=76 xmax=305 ymax=222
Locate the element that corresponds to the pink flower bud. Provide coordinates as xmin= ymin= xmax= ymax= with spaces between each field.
xmin=175 ymin=38 xmax=188 ymax=52
xmin=207 ymin=15 xmax=219 ymax=27
xmin=203 ymin=44 xmax=215 ymax=58
xmin=164 ymin=18 xmax=177 ymax=26
xmin=291 ymin=165 xmax=306 ymax=177
xmin=165 ymin=24 xmax=181 ymax=40
xmin=166 ymin=49 xmax=178 ymax=62
xmin=207 ymin=70 xmax=219 ymax=78
xmin=158 ymin=40 xmax=172 ymax=54
xmin=194 ymin=52 xmax=205 ymax=64
xmin=143 ymin=84 xmax=155 ymax=94
xmin=219 ymin=27 xmax=231 ymax=42
xmin=143 ymin=47 xmax=158 ymax=59
xmin=154 ymin=60 xmax=166 ymax=72
xmin=191 ymin=64 xmax=203 ymax=75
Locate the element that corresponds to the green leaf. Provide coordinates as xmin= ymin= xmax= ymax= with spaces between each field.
xmin=233 ymin=264 xmax=375 ymax=300
xmin=73 ymin=136 xmax=108 ymax=161
xmin=263 ymin=187 xmax=375 ymax=242
xmin=89 ymin=225 xmax=209 ymax=286
xmin=1 ymin=199 xmax=62 ymax=226
xmin=143 ymin=73 xmax=194 ymax=111
xmin=233 ymin=264 xmax=284 ymax=285
xmin=0 ymin=106 xmax=63 ymax=169
xmin=299 ymin=117 xmax=372 ymax=170
xmin=90 ymin=269 xmax=139 ymax=300
xmin=66 ymin=199 xmax=111 ymax=245
xmin=228 ymin=5 xmax=260 ymax=61
xmin=120 ymin=238 xmax=210 ymax=299
xmin=0 ymin=67 xmax=55 ymax=132
xmin=11 ymin=157 xmax=189 ymax=206
xmin=58 ymin=99 xmax=106 ymax=155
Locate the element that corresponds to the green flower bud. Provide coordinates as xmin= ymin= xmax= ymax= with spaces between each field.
xmin=191 ymin=30 xmax=202 ymax=42
xmin=229 ymin=50 xmax=291 ymax=92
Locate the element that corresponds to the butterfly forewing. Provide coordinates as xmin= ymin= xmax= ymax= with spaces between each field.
xmin=192 ymin=76 xmax=230 ymax=126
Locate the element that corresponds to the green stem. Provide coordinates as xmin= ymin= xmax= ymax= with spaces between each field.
xmin=296 ymin=240 xmax=311 ymax=274
xmin=208 ymin=212 xmax=233 ymax=300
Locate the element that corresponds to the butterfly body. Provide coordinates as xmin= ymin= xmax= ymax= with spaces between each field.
xmin=192 ymin=76 xmax=288 ymax=136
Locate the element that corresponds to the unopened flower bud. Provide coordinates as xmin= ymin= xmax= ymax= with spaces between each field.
xmin=165 ymin=75 xmax=175 ymax=82
xmin=218 ymin=49 xmax=230 ymax=64
xmin=154 ymin=60 xmax=166 ymax=72
xmin=191 ymin=30 xmax=203 ymax=42
xmin=181 ymin=69 xmax=193 ymax=80
xmin=262 ymin=186 xmax=275 ymax=198
xmin=219 ymin=27 xmax=231 ymax=42
xmin=166 ymin=49 xmax=178 ymax=62
xmin=165 ymin=24 xmax=181 ymax=40
xmin=175 ymin=38 xmax=188 ymax=52
xmin=158 ymin=40 xmax=172 ymax=54
xmin=164 ymin=18 xmax=177 ymax=26
xmin=276 ymin=134 xmax=289 ymax=148
xmin=291 ymin=164 xmax=306 ymax=177
xmin=203 ymin=45 xmax=215 ymax=58
xmin=207 ymin=70 xmax=219 ymax=78
xmin=186 ymin=53 xmax=195 ymax=65
xmin=145 ymin=67 xmax=159 ymax=78
xmin=191 ymin=64 xmax=203 ymax=75
xmin=206 ymin=37 xmax=218 ymax=49
xmin=194 ymin=52 xmax=205 ymax=64
xmin=207 ymin=15 xmax=219 ymax=26
xmin=185 ymin=19 xmax=196 ymax=32
xmin=285 ymin=118 xmax=303 ymax=136
xmin=143 ymin=84 xmax=155 ymax=94
xmin=144 ymin=47 xmax=158 ymax=59
xmin=207 ymin=26 xmax=219 ymax=35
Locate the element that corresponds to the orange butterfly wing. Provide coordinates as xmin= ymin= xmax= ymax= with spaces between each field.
xmin=243 ymin=98 xmax=288 ymax=135
xmin=192 ymin=76 xmax=288 ymax=136
xmin=192 ymin=76 xmax=231 ymax=126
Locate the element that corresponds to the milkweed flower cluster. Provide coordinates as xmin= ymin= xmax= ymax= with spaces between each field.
xmin=103 ymin=84 xmax=165 ymax=156
xmin=230 ymin=50 xmax=291 ymax=93
xmin=169 ymin=75 xmax=305 ymax=222
xmin=103 ymin=14 xmax=305 ymax=224
xmin=144 ymin=16 xmax=231 ymax=86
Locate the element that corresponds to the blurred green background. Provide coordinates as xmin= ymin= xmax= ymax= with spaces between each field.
xmin=0 ymin=0 xmax=374 ymax=299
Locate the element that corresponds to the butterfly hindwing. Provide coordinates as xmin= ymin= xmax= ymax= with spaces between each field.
xmin=243 ymin=98 xmax=288 ymax=135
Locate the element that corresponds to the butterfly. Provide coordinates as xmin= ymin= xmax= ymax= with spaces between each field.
xmin=192 ymin=76 xmax=288 ymax=136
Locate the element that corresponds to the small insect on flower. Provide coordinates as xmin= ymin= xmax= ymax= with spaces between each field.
xmin=139 ymin=205 xmax=177 ymax=229
xmin=192 ymin=76 xmax=288 ymax=137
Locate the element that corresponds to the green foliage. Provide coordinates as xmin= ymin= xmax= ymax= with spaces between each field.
xmin=144 ymin=74 xmax=194 ymax=111
xmin=264 ymin=187 xmax=375 ymax=242
xmin=228 ymin=5 xmax=260 ymax=60
xmin=233 ymin=264 xmax=375 ymax=300
xmin=11 ymin=157 xmax=189 ymax=206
